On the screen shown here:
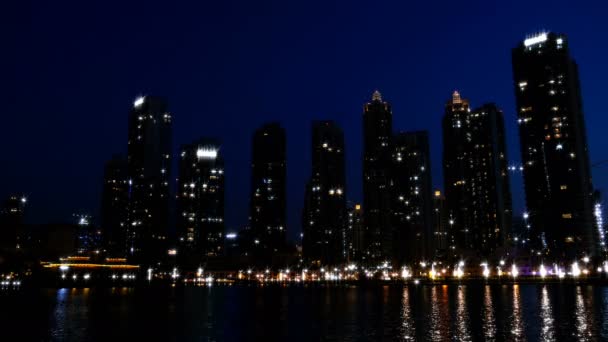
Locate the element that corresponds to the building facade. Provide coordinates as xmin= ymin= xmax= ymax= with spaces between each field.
xmin=101 ymin=154 xmax=129 ymax=255
xmin=177 ymin=138 xmax=225 ymax=258
xmin=512 ymin=33 xmax=595 ymax=259
xmin=443 ymin=92 xmax=512 ymax=258
xmin=302 ymin=121 xmax=346 ymax=265
xmin=362 ymin=90 xmax=393 ymax=263
xmin=126 ymin=96 xmax=172 ymax=261
xmin=249 ymin=123 xmax=287 ymax=258
xmin=391 ymin=131 xmax=434 ymax=264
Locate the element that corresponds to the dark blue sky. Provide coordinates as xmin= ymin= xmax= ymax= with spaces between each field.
xmin=2 ymin=0 xmax=607 ymax=241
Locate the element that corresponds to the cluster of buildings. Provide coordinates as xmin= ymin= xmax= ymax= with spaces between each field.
xmin=1 ymin=32 xmax=606 ymax=273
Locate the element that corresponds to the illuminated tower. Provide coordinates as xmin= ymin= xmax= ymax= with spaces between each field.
xmin=177 ymin=138 xmax=225 ymax=258
xmin=512 ymin=32 xmax=595 ymax=259
xmin=362 ymin=90 xmax=393 ymax=263
xmin=443 ymin=92 xmax=512 ymax=257
xmin=126 ymin=95 xmax=172 ymax=261
xmin=250 ymin=123 xmax=287 ymax=259
xmin=302 ymin=121 xmax=346 ymax=265
xmin=391 ymin=131 xmax=433 ymax=264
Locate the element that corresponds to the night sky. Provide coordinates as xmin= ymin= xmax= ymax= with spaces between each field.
xmin=2 ymin=0 xmax=607 ymax=241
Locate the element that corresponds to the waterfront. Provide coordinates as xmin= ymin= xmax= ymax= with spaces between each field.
xmin=1 ymin=284 xmax=607 ymax=341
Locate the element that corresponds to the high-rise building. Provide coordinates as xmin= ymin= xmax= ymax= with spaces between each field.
xmin=391 ymin=131 xmax=434 ymax=264
xmin=126 ymin=96 xmax=172 ymax=261
xmin=512 ymin=33 xmax=595 ymax=259
xmin=345 ymin=203 xmax=364 ymax=263
xmin=177 ymin=138 xmax=225 ymax=258
xmin=250 ymin=123 xmax=287 ymax=258
xmin=443 ymin=92 xmax=512 ymax=257
xmin=302 ymin=121 xmax=346 ymax=265
xmin=362 ymin=90 xmax=393 ymax=263
xmin=432 ymin=190 xmax=450 ymax=258
xmin=0 ymin=195 xmax=27 ymax=251
xmin=101 ymin=154 xmax=129 ymax=255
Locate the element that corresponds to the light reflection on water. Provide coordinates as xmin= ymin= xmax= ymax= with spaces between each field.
xmin=455 ymin=286 xmax=472 ymax=342
xmin=510 ymin=284 xmax=525 ymax=341
xmin=400 ymin=287 xmax=415 ymax=340
xmin=539 ymin=285 xmax=554 ymax=341
xmin=482 ymin=285 xmax=496 ymax=341
xmin=2 ymin=284 xmax=608 ymax=341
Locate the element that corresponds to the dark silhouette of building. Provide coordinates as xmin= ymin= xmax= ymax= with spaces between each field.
xmin=74 ymin=214 xmax=102 ymax=254
xmin=249 ymin=123 xmax=287 ymax=260
xmin=177 ymin=138 xmax=225 ymax=259
xmin=126 ymin=96 xmax=172 ymax=262
xmin=391 ymin=131 xmax=434 ymax=264
xmin=432 ymin=190 xmax=450 ymax=259
xmin=362 ymin=90 xmax=393 ymax=263
xmin=0 ymin=195 xmax=27 ymax=251
xmin=345 ymin=203 xmax=364 ymax=263
xmin=302 ymin=121 xmax=346 ymax=266
xmin=100 ymin=154 xmax=129 ymax=255
xmin=512 ymin=33 xmax=595 ymax=259
xmin=443 ymin=92 xmax=512 ymax=258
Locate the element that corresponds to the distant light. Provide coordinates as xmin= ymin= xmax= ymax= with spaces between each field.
xmin=226 ymin=233 xmax=237 ymax=240
xmin=133 ymin=96 xmax=145 ymax=107
xmin=196 ymin=148 xmax=218 ymax=159
xmin=524 ymin=33 xmax=548 ymax=47
xmin=20 ymin=197 xmax=27 ymax=204
xmin=168 ymin=249 xmax=177 ymax=256
xmin=556 ymin=144 xmax=563 ymax=150
xmin=59 ymin=265 xmax=69 ymax=271
xmin=556 ymin=38 xmax=563 ymax=45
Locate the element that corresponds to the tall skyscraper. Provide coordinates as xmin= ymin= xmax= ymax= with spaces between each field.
xmin=101 ymin=154 xmax=129 ymax=255
xmin=362 ymin=90 xmax=393 ymax=263
xmin=443 ymin=92 xmax=512 ymax=257
xmin=302 ymin=121 xmax=346 ymax=265
xmin=177 ymin=138 xmax=225 ymax=258
xmin=250 ymin=123 xmax=287 ymax=259
xmin=512 ymin=32 xmax=595 ymax=259
xmin=391 ymin=131 xmax=434 ymax=264
xmin=126 ymin=96 xmax=172 ymax=261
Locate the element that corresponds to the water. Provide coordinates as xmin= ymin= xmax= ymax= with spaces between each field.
xmin=1 ymin=284 xmax=608 ymax=341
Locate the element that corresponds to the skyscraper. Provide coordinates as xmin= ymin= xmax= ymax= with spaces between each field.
xmin=101 ymin=154 xmax=129 ymax=255
xmin=362 ymin=90 xmax=393 ymax=263
xmin=443 ymin=92 xmax=512 ymax=257
xmin=391 ymin=131 xmax=433 ymax=264
xmin=250 ymin=123 xmax=287 ymax=259
xmin=302 ymin=121 xmax=346 ymax=265
xmin=177 ymin=138 xmax=225 ymax=258
xmin=512 ymin=32 xmax=595 ymax=259
xmin=126 ymin=96 xmax=172 ymax=261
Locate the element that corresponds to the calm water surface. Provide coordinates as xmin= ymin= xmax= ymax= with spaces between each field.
xmin=1 ymin=284 xmax=608 ymax=341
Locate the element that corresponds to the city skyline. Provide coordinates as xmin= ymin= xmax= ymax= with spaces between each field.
xmin=2 ymin=2 xmax=608 ymax=243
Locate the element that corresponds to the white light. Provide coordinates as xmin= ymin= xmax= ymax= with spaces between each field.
xmin=196 ymin=148 xmax=218 ymax=159
xmin=83 ymin=274 xmax=90 ymax=280
xmin=571 ymin=262 xmax=581 ymax=277
xmin=20 ymin=197 xmax=27 ymax=203
xmin=401 ymin=267 xmax=411 ymax=279
xmin=556 ymin=144 xmax=563 ymax=150
xmin=539 ymin=264 xmax=547 ymax=278
xmin=59 ymin=265 xmax=70 ymax=271
xmin=511 ymin=264 xmax=518 ymax=278
xmin=556 ymin=38 xmax=563 ymax=45
xmin=524 ymin=33 xmax=548 ymax=47
xmin=134 ymin=96 xmax=145 ymax=107
xmin=226 ymin=233 xmax=237 ymax=240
